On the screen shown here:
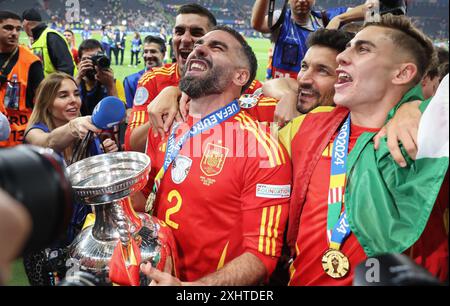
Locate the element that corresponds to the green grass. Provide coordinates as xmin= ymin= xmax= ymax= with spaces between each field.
xmin=6 ymin=259 xmax=29 ymax=286
xmin=19 ymin=32 xmax=272 ymax=82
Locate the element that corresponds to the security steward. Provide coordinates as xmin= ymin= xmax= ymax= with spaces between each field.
xmin=0 ymin=10 xmax=44 ymax=147
xmin=22 ymin=8 xmax=76 ymax=76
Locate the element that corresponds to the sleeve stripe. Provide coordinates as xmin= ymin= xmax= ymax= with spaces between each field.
xmin=240 ymin=113 xmax=285 ymax=166
xmin=267 ymin=126 xmax=286 ymax=164
xmin=257 ymin=102 xmax=277 ymax=106
xmin=271 ymin=205 xmax=282 ymax=256
xmin=235 ymin=115 xmax=276 ymax=168
xmin=216 ymin=241 xmax=229 ymax=270
xmin=258 ymin=207 xmax=268 ymax=253
xmin=265 ymin=206 xmax=275 ymax=255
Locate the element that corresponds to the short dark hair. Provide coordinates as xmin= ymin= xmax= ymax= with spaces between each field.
xmin=438 ymin=62 xmax=448 ymax=82
xmin=178 ymin=3 xmax=217 ymax=29
xmin=144 ymin=35 xmax=166 ymax=54
xmin=211 ymin=25 xmax=257 ymax=93
xmin=307 ymin=29 xmax=355 ymax=54
xmin=78 ymin=39 xmax=104 ymax=59
xmin=0 ymin=11 xmax=21 ymax=23
xmin=424 ymin=55 xmax=440 ymax=80
xmin=364 ymin=14 xmax=435 ymax=85
xmin=436 ymin=47 xmax=449 ymax=65
xmin=64 ymin=29 xmax=74 ymax=35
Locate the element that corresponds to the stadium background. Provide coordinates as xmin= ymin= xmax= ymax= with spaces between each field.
xmin=0 ymin=0 xmax=448 ymax=285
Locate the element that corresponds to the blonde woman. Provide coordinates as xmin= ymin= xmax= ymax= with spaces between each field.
xmin=23 ymin=72 xmax=119 ymax=285
xmin=24 ymin=72 xmax=118 ymax=165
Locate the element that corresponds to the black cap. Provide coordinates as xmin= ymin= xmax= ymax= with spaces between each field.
xmin=22 ymin=8 xmax=42 ymax=21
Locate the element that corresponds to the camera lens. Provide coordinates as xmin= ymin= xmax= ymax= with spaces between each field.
xmin=0 ymin=145 xmax=74 ymax=254
xmin=97 ymin=56 xmax=110 ymax=69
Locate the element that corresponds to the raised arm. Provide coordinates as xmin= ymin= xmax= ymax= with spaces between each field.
xmin=251 ymin=0 xmax=272 ymax=33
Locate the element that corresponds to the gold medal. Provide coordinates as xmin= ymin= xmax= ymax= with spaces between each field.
xmin=321 ymin=249 xmax=350 ymax=279
xmin=145 ymin=192 xmax=156 ymax=214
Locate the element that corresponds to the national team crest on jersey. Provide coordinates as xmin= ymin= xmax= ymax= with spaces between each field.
xmin=200 ymin=143 xmax=229 ymax=176
xmin=171 ymin=155 xmax=192 ymax=184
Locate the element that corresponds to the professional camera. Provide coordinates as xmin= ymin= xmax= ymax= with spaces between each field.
xmin=0 ymin=145 xmax=74 ymax=254
xmin=85 ymin=51 xmax=111 ymax=80
xmin=380 ymin=0 xmax=407 ymax=16
xmin=91 ymin=51 xmax=111 ymax=70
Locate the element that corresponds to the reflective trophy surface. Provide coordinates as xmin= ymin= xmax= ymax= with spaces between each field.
xmin=66 ymin=152 xmax=170 ymax=286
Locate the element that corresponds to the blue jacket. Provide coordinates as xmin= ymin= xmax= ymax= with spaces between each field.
xmin=123 ymin=69 xmax=146 ymax=108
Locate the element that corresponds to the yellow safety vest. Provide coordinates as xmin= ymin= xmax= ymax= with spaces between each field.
xmin=32 ymin=27 xmax=78 ymax=76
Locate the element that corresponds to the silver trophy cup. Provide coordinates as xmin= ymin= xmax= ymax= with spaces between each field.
xmin=66 ymin=152 xmax=168 ymax=285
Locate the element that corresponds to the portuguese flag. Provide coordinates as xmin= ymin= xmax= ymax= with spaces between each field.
xmin=345 ymin=77 xmax=449 ymax=257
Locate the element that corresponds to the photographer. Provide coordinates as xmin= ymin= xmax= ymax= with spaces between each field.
xmin=75 ymin=39 xmax=125 ymax=116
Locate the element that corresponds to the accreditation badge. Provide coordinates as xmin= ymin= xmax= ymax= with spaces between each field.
xmin=321 ymin=249 xmax=350 ymax=279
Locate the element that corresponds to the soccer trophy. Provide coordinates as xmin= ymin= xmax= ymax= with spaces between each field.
xmin=66 ymin=151 xmax=174 ymax=286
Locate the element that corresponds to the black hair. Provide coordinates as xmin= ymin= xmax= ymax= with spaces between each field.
xmin=78 ymin=39 xmax=104 ymax=59
xmin=0 ymin=10 xmax=21 ymax=23
xmin=63 ymin=29 xmax=74 ymax=35
xmin=177 ymin=3 xmax=217 ymax=28
xmin=436 ymin=47 xmax=449 ymax=65
xmin=438 ymin=62 xmax=448 ymax=82
xmin=211 ymin=25 xmax=257 ymax=93
xmin=144 ymin=35 xmax=167 ymax=54
xmin=307 ymin=29 xmax=355 ymax=54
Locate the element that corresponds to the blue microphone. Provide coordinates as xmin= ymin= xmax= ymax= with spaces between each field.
xmin=91 ymin=96 xmax=126 ymax=129
xmin=0 ymin=112 xmax=11 ymax=141
xmin=71 ymin=97 xmax=126 ymax=163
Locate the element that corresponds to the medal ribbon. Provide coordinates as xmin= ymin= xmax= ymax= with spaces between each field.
xmin=327 ymin=115 xmax=351 ymax=250
xmin=151 ymin=100 xmax=240 ymax=196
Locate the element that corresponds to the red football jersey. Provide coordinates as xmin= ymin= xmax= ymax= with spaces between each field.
xmin=145 ymin=108 xmax=291 ymax=282
xmin=288 ymin=123 xmax=448 ymax=285
xmin=125 ymin=63 xmax=180 ymax=150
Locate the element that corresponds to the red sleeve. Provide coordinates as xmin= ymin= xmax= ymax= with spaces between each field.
xmin=240 ymin=124 xmax=292 ymax=277
xmin=245 ymin=96 xmax=278 ymax=123
xmin=124 ymin=75 xmax=158 ymax=151
xmin=408 ymin=173 xmax=449 ymax=282
xmin=141 ymin=131 xmax=163 ymax=198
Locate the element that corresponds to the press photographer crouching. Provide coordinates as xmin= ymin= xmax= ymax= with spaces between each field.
xmin=75 ymin=39 xmax=124 ymax=116
xmin=0 ymin=145 xmax=73 ymax=285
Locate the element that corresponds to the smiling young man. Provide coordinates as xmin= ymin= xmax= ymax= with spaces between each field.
xmin=279 ymin=14 xmax=448 ymax=285
xmin=124 ymin=3 xmax=217 ymax=152
xmin=140 ymin=26 xmax=291 ymax=285
xmin=0 ymin=10 xmax=43 ymax=147
xmin=123 ymin=35 xmax=167 ymax=109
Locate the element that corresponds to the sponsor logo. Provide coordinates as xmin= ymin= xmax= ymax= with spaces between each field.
xmin=256 ymin=184 xmax=291 ymax=199
xmin=200 ymin=143 xmax=229 ymax=176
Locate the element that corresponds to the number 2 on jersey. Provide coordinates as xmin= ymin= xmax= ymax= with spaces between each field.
xmin=166 ymin=189 xmax=182 ymax=229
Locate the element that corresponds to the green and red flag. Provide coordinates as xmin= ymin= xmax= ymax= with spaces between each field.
xmin=345 ymin=78 xmax=449 ymax=257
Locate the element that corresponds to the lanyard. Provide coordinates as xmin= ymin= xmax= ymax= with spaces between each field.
xmin=151 ymin=100 xmax=240 ymax=195
xmin=327 ymin=115 xmax=351 ymax=250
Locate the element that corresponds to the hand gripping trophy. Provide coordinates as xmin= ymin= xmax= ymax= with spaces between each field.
xmin=66 ymin=152 xmax=176 ymax=286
